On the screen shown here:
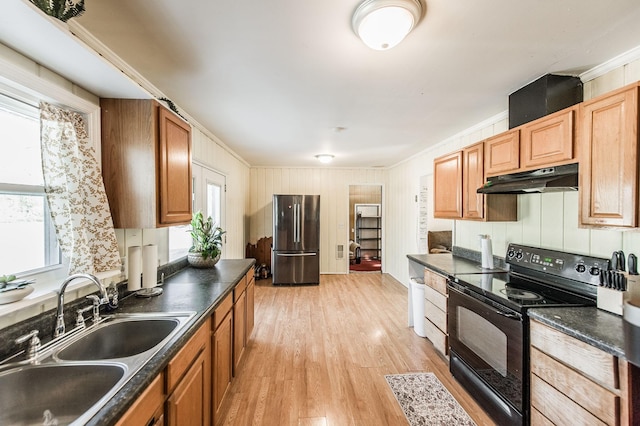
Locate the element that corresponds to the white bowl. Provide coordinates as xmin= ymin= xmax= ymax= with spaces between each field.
xmin=0 ymin=285 xmax=34 ymax=304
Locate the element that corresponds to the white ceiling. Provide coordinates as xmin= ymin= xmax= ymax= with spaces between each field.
xmin=7 ymin=1 xmax=640 ymax=168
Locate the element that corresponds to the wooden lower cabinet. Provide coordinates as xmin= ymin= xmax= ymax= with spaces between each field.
xmin=167 ymin=349 xmax=209 ymax=426
xmin=212 ymin=293 xmax=234 ymax=422
xmin=233 ymin=286 xmax=246 ymax=374
xmin=530 ymin=320 xmax=635 ymax=426
xmin=423 ymin=268 xmax=448 ymax=357
xmin=246 ymin=270 xmax=255 ymax=340
xmin=116 ymin=373 xmax=165 ymax=426
xmin=115 ymin=268 xmax=256 ymax=426
xmin=166 ymin=319 xmax=211 ymax=426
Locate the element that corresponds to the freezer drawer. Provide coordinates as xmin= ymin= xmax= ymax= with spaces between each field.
xmin=272 ymin=251 xmax=320 ymax=285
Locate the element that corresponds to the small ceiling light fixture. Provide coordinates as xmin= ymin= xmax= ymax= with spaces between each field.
xmin=352 ymin=0 xmax=423 ymax=51
xmin=315 ymin=154 xmax=335 ymax=164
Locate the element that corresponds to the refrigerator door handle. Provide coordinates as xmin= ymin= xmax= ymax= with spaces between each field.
xmin=276 ymin=253 xmax=317 ymax=257
xmin=293 ymin=203 xmax=298 ymax=243
xmin=295 ymin=202 xmax=300 ymax=243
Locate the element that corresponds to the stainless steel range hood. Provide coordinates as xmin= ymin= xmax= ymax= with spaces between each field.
xmin=477 ymin=163 xmax=578 ymax=194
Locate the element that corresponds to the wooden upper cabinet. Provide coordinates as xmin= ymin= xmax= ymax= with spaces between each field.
xmin=521 ymin=107 xmax=576 ymax=169
xmin=159 ymin=107 xmax=193 ymax=225
xmin=462 ymin=142 xmax=484 ymax=219
xmin=434 ymin=151 xmax=463 ymax=219
xmin=101 ymin=99 xmax=192 ymax=228
xmin=579 ymin=84 xmax=639 ymax=228
xmin=484 ymin=129 xmax=520 ymax=176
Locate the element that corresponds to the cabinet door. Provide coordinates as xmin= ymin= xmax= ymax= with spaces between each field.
xmin=434 ymin=151 xmax=463 ymax=218
xmin=246 ymin=277 xmax=255 ymax=340
xmin=158 ymin=107 xmax=192 ymax=226
xmin=521 ymin=107 xmax=575 ymax=169
xmin=233 ymin=289 xmax=246 ymax=374
xmin=166 ymin=349 xmax=210 ymax=426
xmin=462 ymin=142 xmax=484 ymax=219
xmin=484 ymin=129 xmax=520 ymax=176
xmin=580 ymin=85 xmax=638 ymax=227
xmin=212 ymin=310 xmax=233 ymax=421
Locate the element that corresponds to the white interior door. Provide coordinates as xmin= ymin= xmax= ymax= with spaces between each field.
xmin=169 ymin=164 xmax=226 ymax=261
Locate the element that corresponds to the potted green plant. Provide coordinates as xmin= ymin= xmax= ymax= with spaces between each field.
xmin=187 ymin=211 xmax=225 ymax=268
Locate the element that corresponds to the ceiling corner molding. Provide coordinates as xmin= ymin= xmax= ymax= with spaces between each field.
xmin=67 ymin=21 xmax=157 ymax=98
xmin=67 ymin=21 xmax=251 ymax=168
xmin=580 ymin=44 xmax=640 ymax=82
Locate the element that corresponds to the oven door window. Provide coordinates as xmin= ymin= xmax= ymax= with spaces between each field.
xmin=458 ymin=307 xmax=507 ymax=376
xmin=448 ymin=286 xmax=524 ymax=412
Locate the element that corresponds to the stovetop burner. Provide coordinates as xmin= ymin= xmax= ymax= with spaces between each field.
xmin=500 ymin=286 xmax=543 ymax=301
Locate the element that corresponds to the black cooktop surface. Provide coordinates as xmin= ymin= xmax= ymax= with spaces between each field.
xmin=451 ymin=272 xmax=595 ymax=312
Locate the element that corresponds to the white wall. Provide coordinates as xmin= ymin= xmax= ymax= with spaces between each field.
xmin=384 ymin=55 xmax=640 ymax=288
xmin=248 ymin=167 xmax=384 ymax=274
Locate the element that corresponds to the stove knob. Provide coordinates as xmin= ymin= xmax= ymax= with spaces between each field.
xmin=589 ymin=266 xmax=601 ymax=276
xmin=507 ymin=249 xmax=515 ymax=259
xmin=575 ymin=264 xmax=586 ymax=273
xmin=515 ymin=252 xmax=523 ymax=260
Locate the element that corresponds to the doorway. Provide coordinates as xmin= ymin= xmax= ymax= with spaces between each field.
xmin=348 ymin=185 xmax=382 ymax=273
xmin=168 ymin=164 xmax=226 ymax=261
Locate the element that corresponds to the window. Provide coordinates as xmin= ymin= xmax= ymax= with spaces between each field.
xmin=0 ymin=94 xmax=61 ymax=275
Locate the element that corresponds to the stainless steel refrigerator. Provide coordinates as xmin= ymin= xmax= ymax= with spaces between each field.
xmin=272 ymin=194 xmax=320 ymax=285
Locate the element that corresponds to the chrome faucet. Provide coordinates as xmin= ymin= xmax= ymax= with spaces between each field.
xmin=54 ymin=273 xmax=109 ymax=338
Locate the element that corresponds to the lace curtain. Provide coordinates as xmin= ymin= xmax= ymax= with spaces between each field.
xmin=40 ymin=102 xmax=121 ymax=275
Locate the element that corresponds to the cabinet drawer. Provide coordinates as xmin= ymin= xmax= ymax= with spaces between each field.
xmin=531 ymin=373 xmax=607 ymax=426
xmin=530 ymin=321 xmax=618 ymax=390
xmin=424 ymin=318 xmax=448 ymax=356
xmin=530 ymin=407 xmax=555 ymax=426
xmin=234 ymin=277 xmax=247 ymax=302
xmin=424 ymin=269 xmax=447 ymax=294
xmin=531 ymin=347 xmax=618 ymax=425
xmin=245 ymin=268 xmax=255 ymax=287
xmin=166 ymin=319 xmax=209 ymax=393
xmin=116 ymin=373 xmax=164 ymax=426
xmin=424 ymin=285 xmax=447 ymax=312
xmin=213 ymin=292 xmax=233 ymax=330
xmin=424 ymin=298 xmax=446 ymax=332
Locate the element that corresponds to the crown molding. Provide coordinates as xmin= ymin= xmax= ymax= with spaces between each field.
xmin=580 ymin=44 xmax=640 ymax=82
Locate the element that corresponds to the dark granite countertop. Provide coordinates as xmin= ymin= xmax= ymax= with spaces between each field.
xmin=528 ymin=306 xmax=626 ymax=359
xmin=407 ymin=252 xmax=504 ymax=278
xmin=85 ymin=258 xmax=255 ymax=426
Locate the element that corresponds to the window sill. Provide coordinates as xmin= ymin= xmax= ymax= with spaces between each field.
xmin=0 ymin=269 xmax=123 ymax=329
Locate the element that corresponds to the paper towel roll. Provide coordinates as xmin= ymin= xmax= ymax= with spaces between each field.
xmin=127 ymin=246 xmax=142 ymax=291
xmin=480 ymin=236 xmax=494 ymax=269
xmin=142 ymin=244 xmax=158 ymax=289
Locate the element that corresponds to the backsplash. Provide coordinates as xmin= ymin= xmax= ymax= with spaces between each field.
xmin=455 ymin=191 xmax=640 ymax=260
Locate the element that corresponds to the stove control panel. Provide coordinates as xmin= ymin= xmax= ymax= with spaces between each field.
xmin=506 ymin=243 xmax=608 ymax=286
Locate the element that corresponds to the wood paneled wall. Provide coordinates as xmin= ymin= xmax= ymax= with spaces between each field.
xmin=192 ymin=129 xmax=250 ymax=260
xmin=385 ymin=56 xmax=640 ymax=289
xmin=249 ymin=168 xmax=384 ymax=274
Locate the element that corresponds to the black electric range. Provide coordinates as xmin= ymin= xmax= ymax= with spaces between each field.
xmin=447 ymin=244 xmax=608 ymax=425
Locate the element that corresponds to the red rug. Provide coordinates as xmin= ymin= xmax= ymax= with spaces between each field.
xmin=350 ymin=258 xmax=381 ymax=272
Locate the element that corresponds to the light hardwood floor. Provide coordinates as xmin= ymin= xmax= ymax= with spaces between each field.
xmin=217 ymin=273 xmax=496 ymax=426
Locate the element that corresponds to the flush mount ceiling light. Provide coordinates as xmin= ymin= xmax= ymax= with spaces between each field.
xmin=315 ymin=154 xmax=334 ymax=164
xmin=352 ymin=0 xmax=423 ymax=51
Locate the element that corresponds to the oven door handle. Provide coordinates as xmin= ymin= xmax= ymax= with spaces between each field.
xmin=495 ymin=310 xmax=521 ymax=320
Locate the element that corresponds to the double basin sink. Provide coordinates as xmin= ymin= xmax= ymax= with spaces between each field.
xmin=0 ymin=311 xmax=195 ymax=425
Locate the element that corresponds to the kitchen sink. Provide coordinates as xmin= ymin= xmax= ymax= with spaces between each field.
xmin=57 ymin=316 xmax=181 ymax=360
xmin=0 ymin=311 xmax=196 ymax=425
xmin=0 ymin=363 xmax=126 ymax=425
